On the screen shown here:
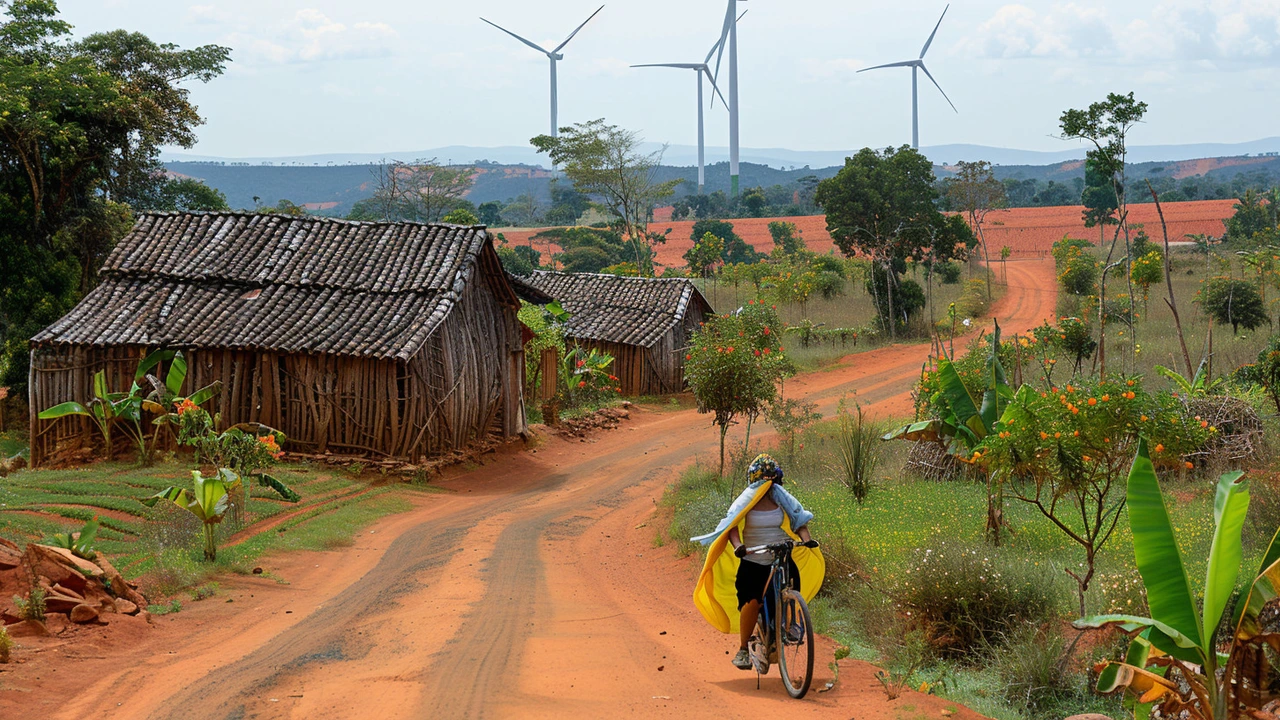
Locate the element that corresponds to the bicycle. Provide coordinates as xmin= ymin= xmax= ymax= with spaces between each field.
xmin=744 ymin=539 xmax=815 ymax=699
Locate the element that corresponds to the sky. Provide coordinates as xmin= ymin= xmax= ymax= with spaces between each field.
xmin=59 ymin=0 xmax=1280 ymax=159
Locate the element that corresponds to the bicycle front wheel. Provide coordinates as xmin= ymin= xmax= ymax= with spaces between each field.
xmin=776 ymin=588 xmax=814 ymax=699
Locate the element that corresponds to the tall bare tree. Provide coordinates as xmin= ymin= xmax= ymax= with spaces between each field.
xmin=532 ymin=119 xmax=678 ymax=276
xmin=366 ymin=158 xmax=474 ymax=223
xmin=944 ymin=160 xmax=1006 ymax=299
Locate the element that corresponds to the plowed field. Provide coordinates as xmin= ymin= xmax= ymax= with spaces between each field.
xmin=496 ymin=199 xmax=1235 ymax=270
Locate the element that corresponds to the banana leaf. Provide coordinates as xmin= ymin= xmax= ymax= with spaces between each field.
xmin=1074 ymin=614 xmax=1202 ymax=660
xmin=165 ymin=351 xmax=188 ymax=397
xmin=934 ymin=357 xmax=987 ymax=442
xmin=1097 ymin=635 xmax=1153 ymax=693
xmin=882 ymin=419 xmax=950 ymax=443
xmin=1202 ymin=470 xmax=1248 ymax=646
xmin=38 ymin=401 xmax=90 ymax=419
xmin=186 ymin=381 xmax=221 ymax=407
xmin=255 ymin=473 xmax=301 ymax=503
xmin=979 ymin=320 xmax=1012 ymax=430
xmin=1125 ymin=438 xmax=1206 ymax=659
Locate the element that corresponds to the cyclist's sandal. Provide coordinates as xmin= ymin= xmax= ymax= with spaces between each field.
xmin=732 ymin=647 xmax=752 ymax=670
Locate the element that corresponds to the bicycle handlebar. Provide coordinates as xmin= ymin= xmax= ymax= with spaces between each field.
xmin=745 ymin=540 xmax=798 ymax=554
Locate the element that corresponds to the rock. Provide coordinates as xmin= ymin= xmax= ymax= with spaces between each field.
xmin=0 ymin=538 xmax=21 ymax=570
xmin=50 ymin=584 xmax=84 ymax=601
xmin=4 ymin=619 xmax=50 ymax=638
xmin=44 ymin=592 xmax=86 ymax=614
xmin=23 ymin=545 xmax=103 ymax=595
xmin=69 ymin=603 xmax=99 ymax=624
xmin=98 ymin=597 xmax=117 ymax=614
xmin=114 ymin=599 xmax=138 ymax=615
xmin=43 ymin=614 xmax=69 ymax=635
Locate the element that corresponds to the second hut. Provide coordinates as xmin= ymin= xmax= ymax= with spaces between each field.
xmin=518 ymin=271 xmax=713 ymax=396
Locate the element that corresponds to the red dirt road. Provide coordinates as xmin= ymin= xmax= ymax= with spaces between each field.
xmin=3 ymin=260 xmax=1057 ymax=720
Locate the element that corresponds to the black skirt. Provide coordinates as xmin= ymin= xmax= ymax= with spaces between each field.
xmin=735 ymin=555 xmax=800 ymax=610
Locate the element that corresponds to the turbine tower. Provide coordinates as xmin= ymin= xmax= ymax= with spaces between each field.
xmin=480 ymin=5 xmax=604 ymax=139
xmin=631 ymin=35 xmax=733 ymax=193
xmin=857 ymin=4 xmax=957 ymax=149
xmin=710 ymin=0 xmax=744 ymax=196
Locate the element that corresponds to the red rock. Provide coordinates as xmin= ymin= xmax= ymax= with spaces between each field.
xmin=44 ymin=592 xmax=84 ymax=614
xmin=4 ymin=619 xmax=50 ymax=638
xmin=23 ymin=545 xmax=102 ymax=595
xmin=69 ymin=604 xmax=99 ymax=624
xmin=114 ymin=599 xmax=138 ymax=615
xmin=50 ymin=583 xmax=83 ymax=601
xmin=43 ymin=613 xmax=69 ymax=635
xmin=0 ymin=538 xmax=20 ymax=570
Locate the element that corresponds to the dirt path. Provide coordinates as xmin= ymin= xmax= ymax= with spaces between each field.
xmin=4 ymin=260 xmax=1057 ymax=720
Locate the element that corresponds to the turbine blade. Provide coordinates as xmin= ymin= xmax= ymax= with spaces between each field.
xmin=632 ymin=62 xmax=704 ymax=69
xmin=711 ymin=0 xmax=734 ymax=82
xmin=857 ymin=60 xmax=918 ymax=73
xmin=480 ymin=17 xmax=551 ymax=55
xmin=919 ymin=62 xmax=957 ymax=112
xmin=919 ymin=3 xmax=949 ymax=58
xmin=554 ymin=4 xmax=605 ymax=53
xmin=704 ymin=67 xmax=728 ymax=109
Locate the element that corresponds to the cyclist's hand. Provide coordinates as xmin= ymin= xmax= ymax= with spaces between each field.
xmin=803 ymin=539 xmax=820 ymax=549
xmin=734 ymin=544 xmax=747 ymax=559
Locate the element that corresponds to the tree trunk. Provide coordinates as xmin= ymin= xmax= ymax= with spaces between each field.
xmin=719 ymin=423 xmax=728 ymax=476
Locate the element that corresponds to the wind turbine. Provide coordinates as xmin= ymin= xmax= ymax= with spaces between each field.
xmin=710 ymin=0 xmax=745 ymax=196
xmin=631 ymin=31 xmax=736 ymax=193
xmin=857 ymin=4 xmax=957 ymax=149
xmin=479 ymin=5 xmax=604 ymax=139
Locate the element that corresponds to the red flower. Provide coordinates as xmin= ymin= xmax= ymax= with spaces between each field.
xmin=727 ymin=346 xmax=734 ymax=353
xmin=578 ymin=381 xmax=586 ymax=388
xmin=686 ymin=354 xmax=692 ymax=360
xmin=176 ymin=398 xmax=198 ymax=415
xmin=576 ymin=360 xmax=585 ymax=368
xmin=754 ymin=350 xmax=761 ymax=357
xmin=763 ymin=328 xmax=770 ymax=335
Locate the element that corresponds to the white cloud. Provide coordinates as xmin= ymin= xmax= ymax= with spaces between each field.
xmin=225 ymin=9 xmax=399 ymax=66
xmin=186 ymin=5 xmax=225 ymax=25
xmin=965 ymin=0 xmax=1280 ymax=68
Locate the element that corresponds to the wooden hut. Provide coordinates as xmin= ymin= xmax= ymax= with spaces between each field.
xmin=518 ymin=271 xmax=713 ymax=396
xmin=28 ymin=212 xmax=528 ymax=465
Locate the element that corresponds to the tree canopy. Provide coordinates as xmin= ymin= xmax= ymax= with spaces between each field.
xmin=0 ymin=0 xmax=229 ymax=388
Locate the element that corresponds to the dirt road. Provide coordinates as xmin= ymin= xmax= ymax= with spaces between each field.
xmin=7 ymin=260 xmax=1057 ymax=720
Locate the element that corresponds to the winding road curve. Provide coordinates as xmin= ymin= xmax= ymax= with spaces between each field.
xmin=10 ymin=260 xmax=1057 ymax=720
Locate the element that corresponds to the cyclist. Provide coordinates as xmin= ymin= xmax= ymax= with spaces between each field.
xmin=690 ymin=453 xmax=824 ymax=670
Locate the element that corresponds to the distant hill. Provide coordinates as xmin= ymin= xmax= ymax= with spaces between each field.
xmin=164 ymin=142 xmax=1280 ymax=217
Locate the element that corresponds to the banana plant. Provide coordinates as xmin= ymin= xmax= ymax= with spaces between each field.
xmin=883 ymin=320 xmax=1012 ymax=457
xmin=37 ymin=349 xmax=219 ymax=464
xmin=46 ymin=515 xmax=101 ymax=561
xmin=142 ymin=469 xmax=239 ymax=561
xmin=1154 ymin=358 xmax=1224 ymax=397
xmin=1076 ymin=439 xmax=1280 ymax=718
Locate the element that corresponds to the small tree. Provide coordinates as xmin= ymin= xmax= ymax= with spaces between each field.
xmin=1130 ymin=250 xmax=1164 ymax=311
xmin=768 ymin=221 xmax=806 ymax=255
xmin=766 ymin=397 xmax=821 ymax=462
xmin=532 ymin=120 xmax=679 ymax=276
xmin=686 ymin=303 xmax=794 ymax=474
xmin=684 ymin=231 xmax=724 ymax=278
xmin=975 ymin=377 xmax=1210 ymax=614
xmin=1196 ymin=277 xmax=1269 ymax=335
xmin=944 ymin=160 xmax=1007 ymax=299
xmin=999 ymin=245 xmax=1011 ymax=282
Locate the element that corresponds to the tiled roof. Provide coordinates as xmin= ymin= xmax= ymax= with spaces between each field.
xmin=521 ymin=271 xmax=711 ymax=347
xmin=32 ymin=212 xmax=514 ymax=360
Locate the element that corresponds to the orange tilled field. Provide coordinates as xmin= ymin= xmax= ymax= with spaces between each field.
xmin=495 ymin=199 xmax=1236 ymax=270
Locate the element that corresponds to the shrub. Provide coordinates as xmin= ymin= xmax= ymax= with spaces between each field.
xmin=1196 ymin=276 xmax=1269 ymax=335
xmin=866 ymin=263 xmax=925 ymax=332
xmin=955 ymin=278 xmax=989 ymax=318
xmin=937 ymin=260 xmax=963 ymax=284
xmin=990 ymin=625 xmax=1083 ymax=715
xmin=1254 ymin=335 xmax=1280 ymax=412
xmin=1129 ymin=249 xmax=1163 ymax=308
xmin=664 ymin=465 xmax=739 ymax=557
xmin=14 ymin=586 xmax=46 ymax=622
xmin=765 ymin=397 xmax=821 ymax=461
xmin=830 ymin=401 xmax=881 ymax=504
xmin=1058 ymin=249 xmax=1099 ymax=295
xmin=1052 ymin=236 xmax=1094 ymax=269
xmin=0 ymin=625 xmax=11 ymax=663
xmin=896 ymin=541 xmax=1063 ymax=657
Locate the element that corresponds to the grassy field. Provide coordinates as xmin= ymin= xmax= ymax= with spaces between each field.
xmin=1058 ymin=246 xmax=1277 ymax=385
xmin=692 ymin=265 xmax=997 ymax=371
xmin=0 ymin=459 xmax=416 ymax=595
xmin=663 ymin=407 xmax=1280 ymax=719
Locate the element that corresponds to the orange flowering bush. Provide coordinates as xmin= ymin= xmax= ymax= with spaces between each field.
xmin=687 ymin=303 xmax=795 ymax=474
xmin=971 ymin=375 xmax=1211 ymax=613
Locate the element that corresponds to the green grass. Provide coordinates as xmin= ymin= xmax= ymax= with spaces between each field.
xmin=1061 ymin=247 xmax=1276 ymax=383
xmin=0 ymin=459 xmax=412 ymax=590
xmin=693 ymin=267 xmax=990 ymax=371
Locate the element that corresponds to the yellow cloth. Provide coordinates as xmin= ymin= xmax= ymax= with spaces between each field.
xmin=692 ymin=481 xmax=825 ymax=633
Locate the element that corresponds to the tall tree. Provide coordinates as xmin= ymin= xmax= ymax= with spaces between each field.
xmin=1059 ymin=92 xmax=1148 ymax=374
xmin=816 ymin=145 xmax=971 ymax=338
xmin=361 ymin=158 xmax=474 ymax=223
xmin=0 ymin=0 xmax=229 ymax=389
xmin=944 ymin=160 xmax=1006 ymax=299
xmin=1080 ymin=155 xmax=1119 ymax=244
xmin=532 ymin=119 xmax=679 ymax=276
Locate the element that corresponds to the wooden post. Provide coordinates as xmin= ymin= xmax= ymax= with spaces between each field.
xmin=539 ymin=347 xmax=557 ymax=402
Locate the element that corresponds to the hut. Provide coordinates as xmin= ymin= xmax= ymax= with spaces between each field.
xmin=518 ymin=271 xmax=713 ymax=396
xmin=28 ymin=212 xmax=528 ymax=465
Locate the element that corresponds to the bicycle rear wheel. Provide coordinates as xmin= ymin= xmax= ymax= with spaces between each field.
xmin=776 ymin=588 xmax=814 ymax=699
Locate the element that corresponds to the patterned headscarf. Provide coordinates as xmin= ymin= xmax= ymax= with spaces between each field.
xmin=747 ymin=453 xmax=783 ymax=485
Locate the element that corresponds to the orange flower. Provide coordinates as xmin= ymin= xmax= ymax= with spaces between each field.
xmin=1073 ymin=430 xmax=1079 ymax=437
xmin=1054 ymin=432 xmax=1061 ymax=439
xmin=727 ymin=346 xmax=735 ymax=353
xmin=1100 ymin=395 xmax=1109 ymax=402
xmin=1083 ymin=455 xmax=1092 ymax=462
xmin=1185 ymin=461 xmax=1194 ymax=469
xmin=176 ymin=398 xmax=198 ymax=415
xmin=1040 ymin=432 xmax=1048 ymax=440
xmin=1088 ymin=398 xmax=1097 ymax=406
xmin=578 ymin=381 xmax=586 ymax=388
xmin=1140 ymin=415 xmax=1149 ymax=421
xmin=1066 ymin=385 xmax=1074 ymax=393
xmin=1125 ymin=391 xmax=1135 ymax=399
xmin=1200 ymin=420 xmax=1208 ymax=428
xmin=1155 ymin=443 xmax=1165 ymax=453
xmin=1127 ymin=380 xmax=1135 ymax=387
